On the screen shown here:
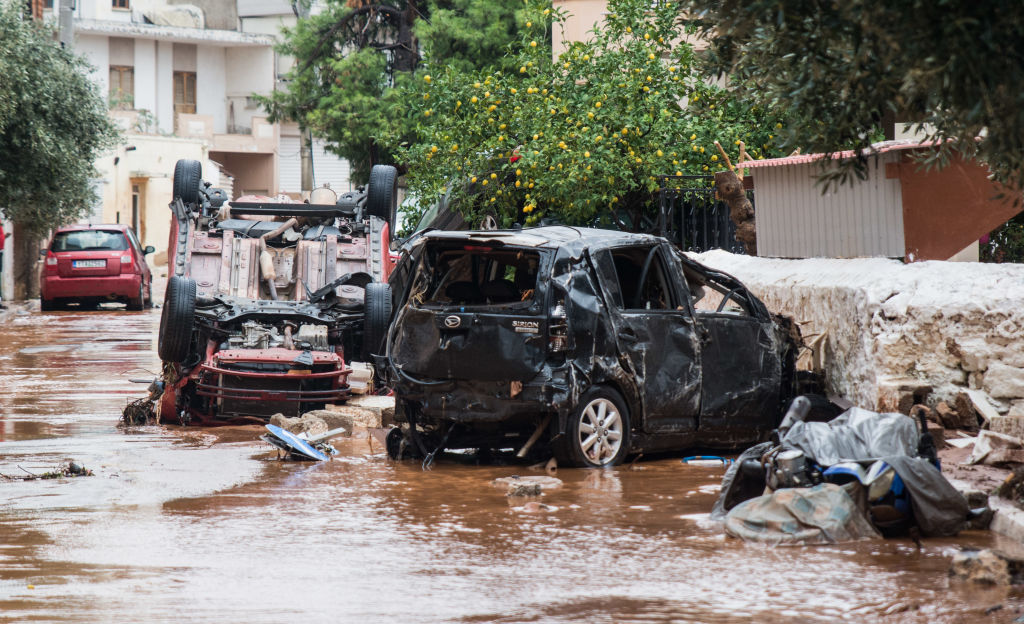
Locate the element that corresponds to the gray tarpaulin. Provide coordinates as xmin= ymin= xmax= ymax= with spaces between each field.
xmin=781 ymin=407 xmax=918 ymax=466
xmin=713 ymin=407 xmax=968 ymax=537
xmin=724 ymin=483 xmax=881 ymax=545
xmin=885 ymin=455 xmax=968 ymax=537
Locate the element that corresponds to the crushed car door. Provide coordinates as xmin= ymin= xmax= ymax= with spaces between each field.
xmin=593 ymin=245 xmax=701 ymax=434
xmin=683 ymin=261 xmax=782 ymax=431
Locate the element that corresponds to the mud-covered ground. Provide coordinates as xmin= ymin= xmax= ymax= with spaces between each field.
xmin=1 ymin=306 xmax=1022 ymax=623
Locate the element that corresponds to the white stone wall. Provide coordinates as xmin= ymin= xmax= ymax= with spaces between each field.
xmin=693 ymin=250 xmax=1024 ymax=415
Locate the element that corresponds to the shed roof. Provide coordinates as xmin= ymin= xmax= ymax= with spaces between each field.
xmin=742 ymin=139 xmax=939 ymax=170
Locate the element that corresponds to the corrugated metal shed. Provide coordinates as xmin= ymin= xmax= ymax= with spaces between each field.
xmin=278 ymin=136 xmax=352 ymax=195
xmin=743 ymin=141 xmax=928 ymax=258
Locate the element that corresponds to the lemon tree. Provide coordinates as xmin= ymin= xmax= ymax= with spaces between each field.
xmin=261 ymin=0 xmax=524 ymax=185
xmin=395 ymin=0 xmax=787 ymax=229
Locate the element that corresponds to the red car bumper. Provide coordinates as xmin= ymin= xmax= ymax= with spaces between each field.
xmin=42 ymin=273 xmax=142 ymax=300
xmin=159 ymin=348 xmax=352 ymax=425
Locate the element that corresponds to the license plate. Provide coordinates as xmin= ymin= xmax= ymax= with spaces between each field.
xmin=73 ymin=260 xmax=106 ymax=268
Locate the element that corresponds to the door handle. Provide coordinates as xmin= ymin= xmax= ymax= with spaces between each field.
xmin=620 ymin=328 xmax=638 ymax=343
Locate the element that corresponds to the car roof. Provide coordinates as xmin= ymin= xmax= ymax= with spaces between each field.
xmin=418 ymin=225 xmax=665 ymax=252
xmin=54 ymin=224 xmax=129 ymax=233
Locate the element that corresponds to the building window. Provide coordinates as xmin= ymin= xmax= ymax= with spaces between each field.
xmin=109 ymin=66 xmax=134 ymax=109
xmin=173 ymin=71 xmax=197 ymax=116
xmin=112 ymin=0 xmax=129 ymax=9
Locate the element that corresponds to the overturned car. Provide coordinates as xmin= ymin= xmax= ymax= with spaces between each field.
xmin=382 ymin=226 xmax=806 ymax=467
xmin=155 ymin=159 xmax=397 ymax=425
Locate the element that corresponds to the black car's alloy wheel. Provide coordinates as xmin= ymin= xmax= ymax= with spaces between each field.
xmin=556 ymin=386 xmax=631 ymax=468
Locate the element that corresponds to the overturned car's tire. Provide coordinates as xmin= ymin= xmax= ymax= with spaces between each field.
xmin=366 ymin=164 xmax=398 ymax=227
xmin=158 ymin=276 xmax=196 ymax=363
xmin=173 ymin=159 xmax=202 ymax=205
xmin=555 ymin=386 xmax=631 ymax=468
xmin=363 ymin=282 xmax=393 ymax=359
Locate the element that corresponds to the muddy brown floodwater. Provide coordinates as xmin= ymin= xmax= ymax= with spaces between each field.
xmin=1 ymin=306 xmax=1023 ymax=623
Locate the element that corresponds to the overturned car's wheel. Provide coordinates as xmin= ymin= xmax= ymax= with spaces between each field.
xmin=173 ymin=159 xmax=202 ymax=205
xmin=363 ymin=282 xmax=393 ymax=359
xmin=158 ymin=276 xmax=196 ymax=363
xmin=366 ymin=164 xmax=398 ymax=227
xmin=555 ymin=386 xmax=631 ymax=468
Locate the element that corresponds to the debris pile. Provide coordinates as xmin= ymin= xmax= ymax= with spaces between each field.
xmin=121 ymin=396 xmax=156 ymax=426
xmin=949 ymin=549 xmax=1024 ymax=585
xmin=1 ymin=460 xmax=93 ymax=481
xmin=713 ymin=401 xmax=974 ymax=544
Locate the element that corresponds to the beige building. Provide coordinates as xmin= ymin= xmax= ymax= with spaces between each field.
xmin=48 ymin=0 xmax=354 ymax=268
xmin=552 ymin=1 xmax=708 ymax=55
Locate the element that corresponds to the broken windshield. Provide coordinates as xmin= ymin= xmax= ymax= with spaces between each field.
xmin=411 ymin=245 xmax=543 ymax=307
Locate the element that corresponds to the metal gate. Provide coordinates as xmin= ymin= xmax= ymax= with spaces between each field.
xmin=657 ymin=175 xmax=750 ymax=254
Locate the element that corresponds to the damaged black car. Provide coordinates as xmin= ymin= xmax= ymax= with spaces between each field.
xmin=381 ymin=226 xmax=804 ymax=467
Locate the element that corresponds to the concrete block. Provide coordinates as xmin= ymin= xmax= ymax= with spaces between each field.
xmin=984 ymin=362 xmax=1024 ymax=399
xmin=990 ymin=497 xmax=1024 ymax=544
xmin=990 ymin=415 xmax=1024 ymax=441
xmin=324 ymin=395 xmax=395 ymax=428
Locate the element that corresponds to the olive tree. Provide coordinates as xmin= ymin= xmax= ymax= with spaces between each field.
xmin=0 ymin=4 xmax=118 ymax=232
xmin=394 ymin=0 xmax=787 ymax=229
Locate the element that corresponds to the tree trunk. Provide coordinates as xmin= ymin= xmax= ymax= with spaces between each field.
xmin=714 ymin=170 xmax=757 ymax=256
xmin=11 ymin=222 xmax=43 ymax=301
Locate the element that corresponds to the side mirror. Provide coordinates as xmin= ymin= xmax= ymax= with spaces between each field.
xmin=39 ymin=248 xmax=48 ymax=257
xmin=144 ymin=246 xmax=155 ymax=255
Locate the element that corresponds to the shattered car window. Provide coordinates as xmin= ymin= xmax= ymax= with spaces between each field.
xmin=51 ymin=230 xmax=128 ymax=252
xmin=413 ymin=246 xmax=541 ymax=307
xmin=678 ymin=262 xmax=753 ymax=316
xmin=606 ymin=246 xmax=673 ymax=310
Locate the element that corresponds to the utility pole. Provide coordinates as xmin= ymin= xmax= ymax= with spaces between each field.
xmin=59 ymin=0 xmax=75 ymax=49
xmin=300 ymin=130 xmax=313 ymax=195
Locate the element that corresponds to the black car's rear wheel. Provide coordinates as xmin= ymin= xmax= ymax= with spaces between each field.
xmin=555 ymin=386 xmax=631 ymax=468
xmin=363 ymin=282 xmax=393 ymax=359
xmin=158 ymin=276 xmax=196 ymax=362
xmin=173 ymin=159 xmax=202 ymax=205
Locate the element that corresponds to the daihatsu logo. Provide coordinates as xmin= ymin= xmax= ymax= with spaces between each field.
xmin=444 ymin=315 xmax=461 ymax=329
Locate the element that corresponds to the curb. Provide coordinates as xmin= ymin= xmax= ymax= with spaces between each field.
xmin=0 ymin=300 xmax=36 ymax=321
xmin=949 ymin=477 xmax=1024 ymax=541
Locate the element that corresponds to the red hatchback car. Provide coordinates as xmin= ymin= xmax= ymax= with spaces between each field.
xmin=40 ymin=224 xmax=154 ymax=311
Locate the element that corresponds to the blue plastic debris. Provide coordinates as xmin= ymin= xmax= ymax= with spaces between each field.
xmin=681 ymin=455 xmax=734 ymax=466
xmin=262 ymin=424 xmax=330 ymax=461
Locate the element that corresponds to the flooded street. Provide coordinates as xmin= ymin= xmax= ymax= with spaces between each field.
xmin=1 ymin=308 xmax=1022 ymax=623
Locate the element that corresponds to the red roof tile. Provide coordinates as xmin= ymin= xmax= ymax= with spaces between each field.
xmin=740 ymin=139 xmax=940 ymax=169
